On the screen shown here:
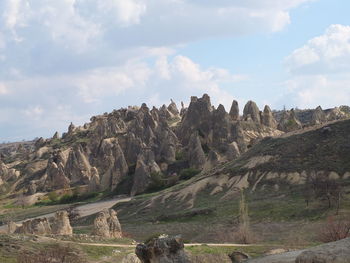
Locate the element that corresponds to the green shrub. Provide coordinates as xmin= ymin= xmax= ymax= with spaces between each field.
xmin=179 ymin=168 xmax=201 ymax=180
xmin=146 ymin=172 xmax=167 ymax=193
xmin=175 ymin=151 xmax=184 ymax=161
xmin=48 ymin=191 xmax=59 ymax=202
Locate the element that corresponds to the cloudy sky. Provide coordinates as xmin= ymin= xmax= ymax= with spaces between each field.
xmin=0 ymin=0 xmax=350 ymax=141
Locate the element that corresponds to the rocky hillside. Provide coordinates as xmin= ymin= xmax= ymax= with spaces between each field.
xmin=114 ymin=118 xmax=350 ymax=223
xmin=0 ymin=94 xmax=349 ymax=198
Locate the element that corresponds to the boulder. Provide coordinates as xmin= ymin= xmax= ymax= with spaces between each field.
xmin=247 ymin=237 xmax=350 ymax=263
xmin=135 ymin=235 xmax=190 ymax=263
xmin=229 ymin=251 xmax=250 ymax=263
xmin=122 ymin=254 xmax=142 ymax=263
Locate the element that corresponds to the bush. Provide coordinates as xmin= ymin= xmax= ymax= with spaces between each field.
xmin=146 ymin=172 xmax=167 ymax=193
xmin=47 ymin=191 xmax=59 ymax=202
xmin=175 ymin=151 xmax=184 ymax=161
xmin=318 ymin=216 xmax=350 ymax=243
xmin=179 ymin=168 xmax=201 ymax=180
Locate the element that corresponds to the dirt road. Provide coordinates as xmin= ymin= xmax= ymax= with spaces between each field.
xmin=0 ymin=197 xmax=131 ymax=232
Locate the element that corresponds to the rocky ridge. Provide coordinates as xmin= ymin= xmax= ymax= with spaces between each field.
xmin=0 ymin=94 xmax=349 ymax=198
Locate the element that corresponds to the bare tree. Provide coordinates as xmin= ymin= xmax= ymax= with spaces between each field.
xmin=318 ymin=216 xmax=350 ymax=243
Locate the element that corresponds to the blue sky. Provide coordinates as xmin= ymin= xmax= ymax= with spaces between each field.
xmin=0 ymin=0 xmax=350 ymax=142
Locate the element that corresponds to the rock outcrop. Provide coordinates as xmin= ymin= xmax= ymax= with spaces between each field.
xmin=9 ymin=210 xmax=73 ymax=236
xmin=51 ymin=211 xmax=73 ymax=235
xmin=277 ymin=109 xmax=302 ymax=132
xmin=93 ymin=209 xmax=122 ymax=238
xmin=229 ymin=100 xmax=240 ymax=121
xmin=243 ymin=101 xmax=261 ymax=123
xmin=247 ymin=237 xmax=350 ymax=263
xmin=262 ymin=105 xmax=277 ymax=128
xmin=131 ymin=149 xmax=161 ymax=196
xmin=135 ymin=235 xmax=190 ymax=263
xmin=310 ymin=106 xmax=326 ymax=125
xmin=187 ymin=132 xmax=206 ymax=170
xmin=0 ymin=160 xmax=20 ymax=182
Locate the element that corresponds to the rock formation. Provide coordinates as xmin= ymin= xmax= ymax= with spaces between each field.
xmin=3 ymin=93 xmax=348 ymax=198
xmin=187 ymin=132 xmax=206 ymax=170
xmin=51 ymin=211 xmax=73 ymax=235
xmin=135 ymin=235 xmax=190 ymax=263
xmin=247 ymin=237 xmax=350 ymax=263
xmin=167 ymin=99 xmax=179 ymax=116
xmin=93 ymin=209 xmax=122 ymax=238
xmin=310 ymin=106 xmax=326 ymax=125
xmin=131 ymin=149 xmax=161 ymax=196
xmin=229 ymin=100 xmax=240 ymax=121
xmin=277 ymin=109 xmax=302 ymax=132
xmin=243 ymin=101 xmax=261 ymax=123
xmin=261 ymin=105 xmax=277 ymax=128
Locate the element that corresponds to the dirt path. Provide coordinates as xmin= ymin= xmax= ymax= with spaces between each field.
xmin=57 ymin=240 xmax=256 ymax=248
xmin=0 ymin=197 xmax=131 ymax=232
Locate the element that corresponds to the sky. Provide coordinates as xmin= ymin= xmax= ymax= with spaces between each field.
xmin=0 ymin=0 xmax=350 ymax=142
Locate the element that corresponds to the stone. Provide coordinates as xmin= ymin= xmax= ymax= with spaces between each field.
xmin=167 ymin=99 xmax=179 ymax=116
xmin=93 ymin=209 xmax=122 ymax=238
xmin=229 ymin=100 xmax=240 ymax=121
xmin=98 ymin=139 xmax=128 ymax=191
xmin=135 ymin=235 xmax=190 ymax=263
xmin=93 ymin=211 xmax=110 ymax=238
xmin=52 ymin=131 xmax=60 ymax=139
xmin=187 ymin=132 xmax=206 ymax=170
xmin=122 ymin=254 xmax=142 ymax=263
xmin=243 ymin=101 xmax=260 ymax=123
xmin=228 ymin=251 xmax=250 ymax=262
xmin=311 ymin=106 xmax=326 ymax=125
xmin=246 ymin=237 xmax=350 ymax=263
xmin=261 ymin=105 xmax=277 ymax=128
xmin=277 ymin=109 xmax=302 ymax=132
xmin=131 ymin=149 xmax=161 ymax=196
xmin=18 ymin=218 xmax=52 ymax=235
xmin=108 ymin=209 xmax=122 ymax=238
xmin=88 ymin=167 xmax=100 ymax=192
xmin=295 ymin=237 xmax=350 ymax=263
xmin=51 ymin=211 xmax=73 ymax=236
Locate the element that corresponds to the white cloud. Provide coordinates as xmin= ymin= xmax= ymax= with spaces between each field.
xmin=23 ymin=105 xmax=43 ymax=120
xmin=0 ymin=83 xmax=8 ymax=95
xmin=0 ymin=0 xmax=314 ymax=141
xmin=281 ymin=24 xmax=350 ymax=109
xmin=286 ymin=24 xmax=350 ymax=74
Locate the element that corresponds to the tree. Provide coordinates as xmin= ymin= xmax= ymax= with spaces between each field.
xmin=318 ymin=216 xmax=350 ymax=243
xmin=235 ymin=190 xmax=253 ymax=244
xmin=310 ymin=176 xmax=343 ymax=213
